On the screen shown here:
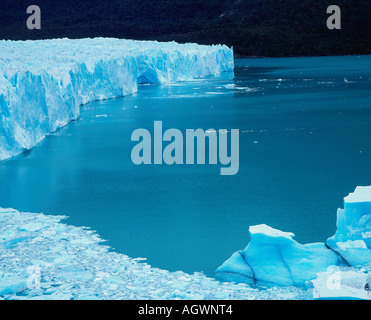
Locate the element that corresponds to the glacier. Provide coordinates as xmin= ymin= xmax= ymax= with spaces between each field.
xmin=216 ymin=186 xmax=371 ymax=299
xmin=0 ymin=38 xmax=234 ymax=161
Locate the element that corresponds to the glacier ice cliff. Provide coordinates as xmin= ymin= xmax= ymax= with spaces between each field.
xmin=216 ymin=186 xmax=371 ymax=298
xmin=0 ymin=38 xmax=234 ymax=161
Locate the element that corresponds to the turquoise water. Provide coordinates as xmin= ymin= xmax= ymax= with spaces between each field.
xmin=1 ymin=56 xmax=371 ymax=277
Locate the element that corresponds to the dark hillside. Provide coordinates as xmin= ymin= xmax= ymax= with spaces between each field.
xmin=1 ymin=0 xmax=370 ymax=56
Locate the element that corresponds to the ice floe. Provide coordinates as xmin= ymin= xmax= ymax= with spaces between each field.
xmin=0 ymin=208 xmax=305 ymax=300
xmin=216 ymin=186 xmax=371 ymax=299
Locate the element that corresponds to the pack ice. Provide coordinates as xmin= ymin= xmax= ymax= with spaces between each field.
xmin=0 ymin=38 xmax=234 ymax=161
xmin=216 ymin=186 xmax=371 ymax=298
xmin=0 ymin=208 xmax=306 ymax=300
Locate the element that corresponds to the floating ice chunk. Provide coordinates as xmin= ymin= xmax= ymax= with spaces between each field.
xmin=0 ymin=207 xmax=304 ymax=300
xmin=217 ymin=186 xmax=371 ymax=287
xmin=0 ymin=278 xmax=28 ymax=296
xmin=216 ymin=225 xmax=338 ymax=287
xmin=326 ymin=186 xmax=371 ymax=265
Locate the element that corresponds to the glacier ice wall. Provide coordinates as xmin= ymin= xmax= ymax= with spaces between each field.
xmin=0 ymin=38 xmax=234 ymax=161
xmin=216 ymin=186 xmax=371 ymax=293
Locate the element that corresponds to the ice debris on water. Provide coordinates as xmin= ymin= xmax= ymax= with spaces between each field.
xmin=0 ymin=208 xmax=306 ymax=300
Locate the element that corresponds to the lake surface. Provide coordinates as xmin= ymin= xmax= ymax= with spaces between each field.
xmin=1 ymin=56 xmax=371 ymax=277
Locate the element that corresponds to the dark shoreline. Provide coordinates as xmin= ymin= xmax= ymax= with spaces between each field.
xmin=234 ymin=54 xmax=371 ymax=59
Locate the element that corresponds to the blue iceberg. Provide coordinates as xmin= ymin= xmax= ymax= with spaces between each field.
xmin=326 ymin=187 xmax=371 ymax=266
xmin=216 ymin=186 xmax=371 ymax=289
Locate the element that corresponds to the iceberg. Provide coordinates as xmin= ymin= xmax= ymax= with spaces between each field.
xmin=326 ymin=186 xmax=371 ymax=266
xmin=0 ymin=38 xmax=234 ymax=161
xmin=216 ymin=186 xmax=371 ymax=294
xmin=215 ymin=225 xmax=339 ymax=287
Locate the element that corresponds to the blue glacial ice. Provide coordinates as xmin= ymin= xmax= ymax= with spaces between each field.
xmin=326 ymin=187 xmax=371 ymax=266
xmin=0 ymin=208 xmax=306 ymax=300
xmin=1 ymin=188 xmax=369 ymax=300
xmin=216 ymin=186 xmax=371 ymax=298
xmin=0 ymin=38 xmax=234 ymax=161
xmin=215 ymin=225 xmax=340 ymax=287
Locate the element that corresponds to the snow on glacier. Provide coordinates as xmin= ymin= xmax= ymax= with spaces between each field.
xmin=216 ymin=186 xmax=371 ymax=299
xmin=0 ymin=38 xmax=234 ymax=161
xmin=0 ymin=208 xmax=305 ymax=300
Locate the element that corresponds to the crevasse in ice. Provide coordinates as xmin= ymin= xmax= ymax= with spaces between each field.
xmin=0 ymin=38 xmax=234 ymax=161
xmin=216 ymin=186 xmax=371 ymax=297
